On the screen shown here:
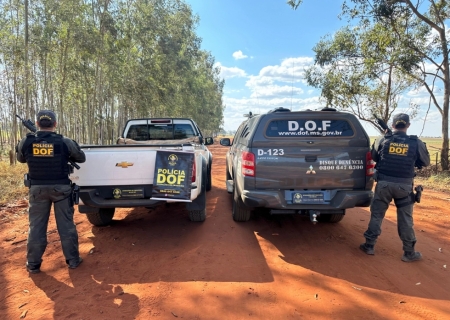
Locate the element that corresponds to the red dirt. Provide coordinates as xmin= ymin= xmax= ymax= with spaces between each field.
xmin=1 ymin=144 xmax=449 ymax=319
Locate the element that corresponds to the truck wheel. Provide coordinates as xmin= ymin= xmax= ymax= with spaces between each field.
xmin=206 ymin=166 xmax=212 ymax=191
xmin=318 ymin=213 xmax=344 ymax=223
xmin=232 ymin=187 xmax=251 ymax=222
xmin=86 ymin=208 xmax=115 ymax=226
xmin=189 ymin=209 xmax=206 ymax=222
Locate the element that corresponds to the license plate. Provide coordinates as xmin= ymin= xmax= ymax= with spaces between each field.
xmin=112 ymin=188 xmax=144 ymax=199
xmin=292 ymin=192 xmax=324 ymax=204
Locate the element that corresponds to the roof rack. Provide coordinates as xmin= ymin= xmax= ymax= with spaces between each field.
xmin=243 ymin=111 xmax=259 ymax=118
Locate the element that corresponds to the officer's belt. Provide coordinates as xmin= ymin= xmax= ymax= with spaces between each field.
xmin=30 ymin=179 xmax=71 ymax=185
xmin=376 ymin=173 xmax=413 ymax=185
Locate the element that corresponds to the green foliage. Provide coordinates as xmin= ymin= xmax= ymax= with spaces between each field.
xmin=0 ymin=0 xmax=224 ymax=147
xmin=304 ymin=24 xmax=419 ymax=130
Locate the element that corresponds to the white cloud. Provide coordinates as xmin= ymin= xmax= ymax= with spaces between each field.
xmin=218 ymin=56 xmax=322 ymax=131
xmin=215 ymin=62 xmax=247 ymax=79
xmin=232 ymin=50 xmax=248 ymax=60
xmin=222 ymin=95 xmax=325 ymax=131
xmin=250 ymin=85 xmax=304 ymax=99
xmin=258 ymin=57 xmax=314 ymax=82
xmin=219 ymin=55 xmax=443 ymax=137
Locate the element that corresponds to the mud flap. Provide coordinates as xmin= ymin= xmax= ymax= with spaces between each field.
xmin=186 ymin=188 xmax=206 ymax=211
xmin=186 ymin=157 xmax=207 ymax=211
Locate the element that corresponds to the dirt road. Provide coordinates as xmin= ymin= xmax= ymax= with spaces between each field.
xmin=1 ymin=144 xmax=449 ymax=319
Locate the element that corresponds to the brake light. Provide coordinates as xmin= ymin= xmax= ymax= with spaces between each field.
xmin=191 ymin=160 xmax=196 ymax=182
xmin=150 ymin=119 xmax=171 ymax=123
xmin=242 ymin=151 xmax=255 ymax=177
xmin=366 ymin=151 xmax=375 ymax=176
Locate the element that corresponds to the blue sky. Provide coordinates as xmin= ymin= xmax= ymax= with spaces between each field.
xmin=187 ymin=0 xmax=443 ymax=137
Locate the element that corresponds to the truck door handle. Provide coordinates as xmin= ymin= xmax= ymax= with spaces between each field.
xmin=305 ymin=155 xmax=317 ymax=162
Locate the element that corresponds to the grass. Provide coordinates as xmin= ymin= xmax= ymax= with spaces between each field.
xmin=415 ymin=174 xmax=450 ymax=194
xmin=0 ymin=161 xmax=29 ymax=206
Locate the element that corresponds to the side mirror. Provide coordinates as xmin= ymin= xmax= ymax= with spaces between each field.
xmin=204 ymin=137 xmax=214 ymax=145
xmin=220 ymin=138 xmax=231 ymax=146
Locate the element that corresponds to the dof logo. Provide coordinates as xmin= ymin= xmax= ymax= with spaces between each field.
xmin=32 ymin=143 xmax=54 ymax=157
xmin=388 ymin=142 xmax=409 ymax=156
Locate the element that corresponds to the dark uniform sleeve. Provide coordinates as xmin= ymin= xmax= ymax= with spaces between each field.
xmin=371 ymin=135 xmax=384 ymax=163
xmin=416 ymin=139 xmax=430 ymax=168
xmin=63 ymin=137 xmax=86 ymax=163
xmin=16 ymin=136 xmax=30 ymax=163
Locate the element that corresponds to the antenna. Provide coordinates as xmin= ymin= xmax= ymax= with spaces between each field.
xmin=291 ymin=59 xmax=295 ymax=110
xmin=243 ymin=111 xmax=259 ymax=118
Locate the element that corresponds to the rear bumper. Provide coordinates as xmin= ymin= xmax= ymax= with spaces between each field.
xmin=241 ymin=189 xmax=373 ymax=209
xmin=79 ymin=189 xmax=164 ymax=208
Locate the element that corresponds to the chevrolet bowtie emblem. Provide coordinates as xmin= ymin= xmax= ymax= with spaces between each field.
xmin=116 ymin=162 xmax=134 ymax=168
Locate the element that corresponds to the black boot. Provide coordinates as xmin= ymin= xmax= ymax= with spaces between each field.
xmin=359 ymin=243 xmax=375 ymax=255
xmin=401 ymin=251 xmax=422 ymax=262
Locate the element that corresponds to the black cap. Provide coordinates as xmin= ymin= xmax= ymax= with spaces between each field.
xmin=392 ymin=113 xmax=410 ymax=129
xmin=37 ymin=110 xmax=56 ymax=127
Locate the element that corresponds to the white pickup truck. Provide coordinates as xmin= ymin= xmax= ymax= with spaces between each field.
xmin=70 ymin=118 xmax=214 ymax=226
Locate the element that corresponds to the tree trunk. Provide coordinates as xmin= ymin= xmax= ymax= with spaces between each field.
xmin=441 ymin=102 xmax=449 ymax=170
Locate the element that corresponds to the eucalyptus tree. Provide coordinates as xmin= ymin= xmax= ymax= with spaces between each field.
xmin=289 ymin=0 xmax=450 ymax=170
xmin=304 ymin=24 xmax=419 ymax=131
xmin=0 ymin=0 xmax=225 ymax=150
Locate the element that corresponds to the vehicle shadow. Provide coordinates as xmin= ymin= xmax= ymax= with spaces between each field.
xmin=252 ymin=209 xmax=450 ymax=301
xmin=85 ymin=194 xmax=273 ymax=285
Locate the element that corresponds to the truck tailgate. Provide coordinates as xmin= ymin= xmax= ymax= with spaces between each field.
xmin=71 ymin=146 xmax=157 ymax=186
xmin=253 ymin=146 xmax=368 ymax=190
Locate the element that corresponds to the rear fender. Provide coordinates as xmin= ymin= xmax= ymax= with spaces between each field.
xmin=186 ymin=157 xmax=207 ymax=211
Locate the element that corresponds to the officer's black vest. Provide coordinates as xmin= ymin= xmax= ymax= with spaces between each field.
xmin=376 ymin=134 xmax=418 ymax=179
xmin=22 ymin=132 xmax=70 ymax=181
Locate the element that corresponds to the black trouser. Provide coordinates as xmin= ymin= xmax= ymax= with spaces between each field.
xmin=364 ymin=180 xmax=416 ymax=252
xmin=27 ymin=184 xmax=79 ymax=268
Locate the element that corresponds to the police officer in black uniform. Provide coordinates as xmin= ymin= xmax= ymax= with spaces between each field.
xmin=16 ymin=110 xmax=86 ymax=273
xmin=360 ymin=113 xmax=430 ymax=262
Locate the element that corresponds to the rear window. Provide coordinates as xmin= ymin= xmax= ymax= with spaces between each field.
xmin=126 ymin=124 xmax=195 ymax=140
xmin=265 ymin=119 xmax=354 ymax=137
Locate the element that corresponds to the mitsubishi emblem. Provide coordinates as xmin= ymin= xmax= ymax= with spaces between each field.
xmin=306 ymin=165 xmax=316 ymax=174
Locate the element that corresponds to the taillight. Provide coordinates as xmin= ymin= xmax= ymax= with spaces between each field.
xmin=191 ymin=160 xmax=196 ymax=182
xmin=366 ymin=151 xmax=375 ymax=176
xmin=242 ymin=151 xmax=255 ymax=177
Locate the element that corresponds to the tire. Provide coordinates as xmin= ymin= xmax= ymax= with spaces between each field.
xmin=232 ymin=186 xmax=251 ymax=222
xmin=189 ymin=209 xmax=206 ymax=222
xmin=86 ymin=208 xmax=115 ymax=226
xmin=318 ymin=213 xmax=345 ymax=223
xmin=206 ymin=166 xmax=212 ymax=191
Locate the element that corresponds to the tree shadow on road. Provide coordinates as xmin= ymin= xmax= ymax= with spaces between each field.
xmin=253 ymin=210 xmax=450 ymax=301
xmin=30 ymin=270 xmax=139 ymax=319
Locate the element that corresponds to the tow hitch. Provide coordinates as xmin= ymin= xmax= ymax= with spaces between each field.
xmin=309 ymin=210 xmax=320 ymax=224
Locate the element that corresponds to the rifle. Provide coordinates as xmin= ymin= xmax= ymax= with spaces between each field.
xmin=373 ymin=115 xmax=392 ymax=135
xmin=16 ymin=114 xmax=80 ymax=170
xmin=16 ymin=114 xmax=37 ymax=132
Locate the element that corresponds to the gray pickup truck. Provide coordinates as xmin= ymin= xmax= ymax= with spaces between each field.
xmin=220 ymin=107 xmax=375 ymax=223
